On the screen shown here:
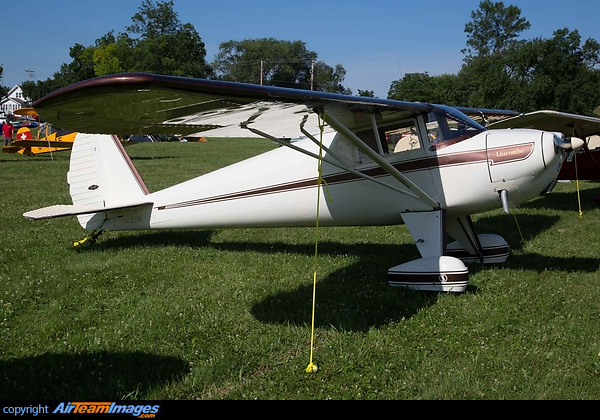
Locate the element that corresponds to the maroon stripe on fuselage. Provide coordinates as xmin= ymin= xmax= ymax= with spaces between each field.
xmin=157 ymin=143 xmax=533 ymax=210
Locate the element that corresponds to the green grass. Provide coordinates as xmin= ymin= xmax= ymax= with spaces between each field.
xmin=1 ymin=139 xmax=600 ymax=400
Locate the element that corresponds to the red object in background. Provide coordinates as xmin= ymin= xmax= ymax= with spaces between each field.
xmin=558 ymin=148 xmax=600 ymax=181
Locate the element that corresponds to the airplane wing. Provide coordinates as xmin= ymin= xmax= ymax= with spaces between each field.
xmin=14 ymin=107 xmax=39 ymax=119
xmin=452 ymin=107 xmax=520 ymax=128
xmin=454 ymin=107 xmax=519 ymax=120
xmin=32 ymin=72 xmax=433 ymax=139
xmin=9 ymin=139 xmax=73 ymax=148
xmin=488 ymin=110 xmax=600 ymax=138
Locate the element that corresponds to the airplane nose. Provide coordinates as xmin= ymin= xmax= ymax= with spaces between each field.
xmin=553 ymin=133 xmax=585 ymax=151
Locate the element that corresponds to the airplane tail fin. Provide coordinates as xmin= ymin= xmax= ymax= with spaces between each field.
xmin=24 ymin=134 xmax=152 ymax=229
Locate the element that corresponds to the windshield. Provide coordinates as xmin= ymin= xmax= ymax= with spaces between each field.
xmin=425 ymin=105 xmax=486 ymax=149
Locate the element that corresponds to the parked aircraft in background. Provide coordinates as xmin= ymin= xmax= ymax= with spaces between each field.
xmin=3 ymin=108 xmax=160 ymax=156
xmin=2 ymin=108 xmax=73 ymax=156
xmin=24 ymin=73 xmax=598 ymax=292
xmin=2 ymin=125 xmax=76 ymax=156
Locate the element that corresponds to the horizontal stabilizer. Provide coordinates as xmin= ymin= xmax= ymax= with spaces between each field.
xmin=24 ymin=202 xmax=153 ymax=220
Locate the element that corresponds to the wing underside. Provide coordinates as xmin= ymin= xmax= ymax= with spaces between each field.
xmin=489 ymin=110 xmax=600 ymax=138
xmin=33 ymin=73 xmax=432 ymax=140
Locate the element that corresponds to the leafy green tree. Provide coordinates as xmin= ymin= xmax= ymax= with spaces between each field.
xmin=388 ymin=72 xmax=435 ymax=102
xmin=387 ymin=1 xmax=534 ymax=110
xmin=452 ymin=1 xmax=532 ymax=109
xmin=357 ymin=89 xmax=375 ymax=97
xmin=127 ymin=0 xmax=179 ymax=37
xmin=520 ymin=29 xmax=600 ymax=114
xmin=387 ymin=73 xmax=465 ymax=105
xmin=92 ymin=31 xmax=136 ymax=76
xmin=459 ymin=27 xmax=600 ymax=114
xmin=463 ymin=0 xmax=530 ymax=60
xmin=0 ymin=65 xmax=8 ymax=97
xmin=58 ymin=43 xmax=97 ymax=86
xmin=126 ymin=1 xmax=211 ymax=77
xmin=21 ymin=0 xmax=211 ymax=101
xmin=456 ymin=54 xmax=515 ymax=108
xmin=312 ymin=62 xmax=351 ymax=94
xmin=213 ymin=38 xmax=350 ymax=93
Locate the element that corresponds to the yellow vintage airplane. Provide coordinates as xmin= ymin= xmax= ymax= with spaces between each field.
xmin=2 ymin=108 xmax=74 ymax=156
xmin=3 ymin=108 xmax=155 ymax=156
xmin=2 ymin=127 xmax=76 ymax=156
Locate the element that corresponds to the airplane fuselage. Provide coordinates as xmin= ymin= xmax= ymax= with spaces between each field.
xmin=96 ymin=128 xmax=563 ymax=232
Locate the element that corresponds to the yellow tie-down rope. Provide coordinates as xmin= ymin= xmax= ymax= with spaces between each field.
xmin=511 ymin=147 xmax=584 ymax=248
xmin=306 ymin=114 xmax=332 ymax=374
xmin=574 ymin=151 xmax=583 ymax=218
xmin=513 ymin=212 xmax=525 ymax=245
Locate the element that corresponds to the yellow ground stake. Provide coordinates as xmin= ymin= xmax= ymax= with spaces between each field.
xmin=73 ymin=229 xmax=103 ymax=247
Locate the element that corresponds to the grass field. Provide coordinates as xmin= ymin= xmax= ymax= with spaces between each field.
xmin=1 ymin=138 xmax=599 ymax=400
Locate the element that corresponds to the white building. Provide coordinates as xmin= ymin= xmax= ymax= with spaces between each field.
xmin=1 ymin=85 xmax=28 ymax=117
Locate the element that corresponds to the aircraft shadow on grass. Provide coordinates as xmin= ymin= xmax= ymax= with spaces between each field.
xmin=78 ymin=209 xmax=599 ymax=332
xmin=0 ymin=351 xmax=188 ymax=400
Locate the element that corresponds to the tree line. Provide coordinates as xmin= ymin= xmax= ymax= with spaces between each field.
xmin=4 ymin=0 xmax=600 ymax=116
xmin=15 ymin=0 xmax=349 ymax=102
xmin=388 ymin=1 xmax=600 ymax=116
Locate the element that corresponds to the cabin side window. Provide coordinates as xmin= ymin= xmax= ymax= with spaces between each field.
xmin=355 ymin=118 xmax=422 ymax=158
xmin=386 ymin=123 xmax=422 ymax=154
xmin=425 ymin=108 xmax=485 ymax=149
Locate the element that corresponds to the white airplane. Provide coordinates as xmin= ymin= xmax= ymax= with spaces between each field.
xmin=24 ymin=73 xmax=598 ymax=293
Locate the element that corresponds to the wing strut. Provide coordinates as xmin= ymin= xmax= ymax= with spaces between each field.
xmin=321 ymin=112 xmax=440 ymax=210
xmin=370 ymin=113 xmax=385 ymax=156
xmin=240 ymin=120 xmax=424 ymax=201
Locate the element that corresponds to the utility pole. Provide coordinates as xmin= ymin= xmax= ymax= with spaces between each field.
xmin=25 ymin=69 xmax=35 ymax=81
xmin=310 ymin=60 xmax=314 ymax=91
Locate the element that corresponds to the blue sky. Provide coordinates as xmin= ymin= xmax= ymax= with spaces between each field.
xmin=2 ymin=0 xmax=599 ymax=98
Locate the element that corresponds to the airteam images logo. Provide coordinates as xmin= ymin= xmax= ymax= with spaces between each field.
xmin=53 ymin=402 xmax=160 ymax=417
